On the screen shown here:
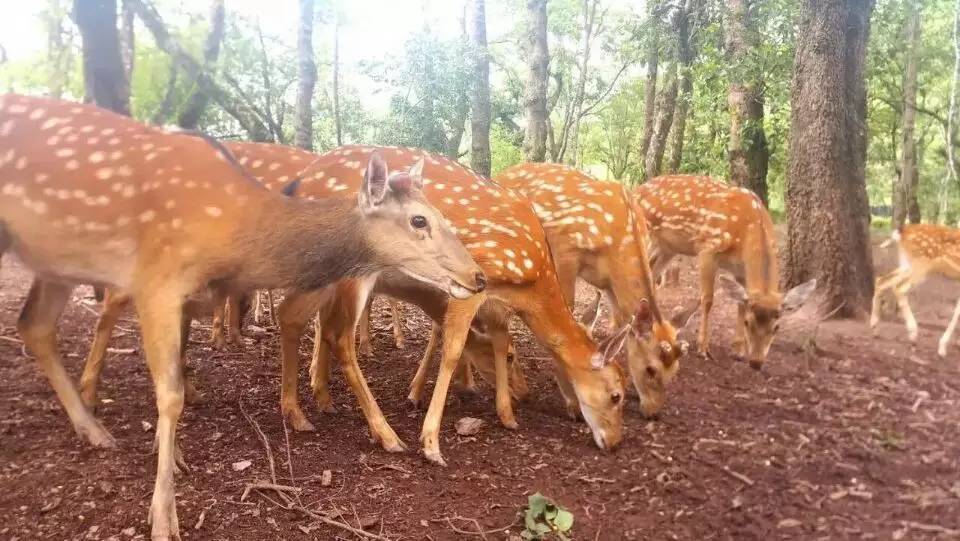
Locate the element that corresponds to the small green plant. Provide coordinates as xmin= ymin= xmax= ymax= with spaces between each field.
xmin=521 ymin=492 xmax=574 ymax=540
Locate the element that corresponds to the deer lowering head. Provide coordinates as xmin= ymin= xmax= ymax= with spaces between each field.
xmin=638 ymin=175 xmax=815 ymax=369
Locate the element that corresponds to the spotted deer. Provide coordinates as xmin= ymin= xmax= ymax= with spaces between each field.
xmin=496 ymin=163 xmax=688 ymax=416
xmin=636 ymin=175 xmax=816 ymax=369
xmin=226 ymin=142 xmax=631 ymax=465
xmin=871 ymin=224 xmax=960 ymax=357
xmin=0 ymin=95 xmax=483 ymax=539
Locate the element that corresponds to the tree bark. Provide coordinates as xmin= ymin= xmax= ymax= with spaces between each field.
xmin=73 ymin=0 xmax=130 ymax=115
xmin=522 ymin=0 xmax=549 ymax=163
xmin=332 ymin=11 xmax=343 ymax=147
xmin=176 ymin=0 xmax=225 ymax=129
xmin=667 ymin=1 xmax=695 ymax=173
xmin=639 ymin=0 xmax=661 ymax=171
xmin=645 ymin=58 xmax=678 ymax=179
xmin=446 ymin=10 xmax=470 ymax=160
xmin=557 ymin=0 xmax=600 ymax=164
xmin=120 ymin=0 xmax=134 ymax=85
xmin=294 ymin=0 xmax=316 ymax=150
xmin=469 ymin=0 xmax=491 ymax=176
xmin=128 ymin=0 xmax=270 ymax=141
xmin=893 ymin=0 xmax=921 ymax=228
xmin=725 ymin=0 xmax=770 ymax=205
xmin=784 ymin=0 xmax=876 ymax=318
xmin=44 ymin=0 xmax=74 ymax=99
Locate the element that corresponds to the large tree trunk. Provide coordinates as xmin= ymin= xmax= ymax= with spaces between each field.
xmin=128 ymin=0 xmax=271 ymax=141
xmin=784 ymin=0 xmax=875 ymax=319
xmin=645 ymin=59 xmax=678 ymax=179
xmin=469 ymin=0 xmax=491 ymax=176
xmin=176 ymin=0 xmax=225 ymax=129
xmin=522 ymin=0 xmax=549 ymax=163
xmin=639 ymin=0 xmax=661 ymax=171
xmin=667 ymin=0 xmax=695 ymax=173
xmin=294 ymin=0 xmax=316 ymax=150
xmin=73 ymin=0 xmax=130 ymax=115
xmin=119 ymin=0 xmax=134 ymax=85
xmin=333 ymin=11 xmax=343 ymax=147
xmin=725 ymin=0 xmax=770 ymax=205
xmin=893 ymin=0 xmax=921 ymax=228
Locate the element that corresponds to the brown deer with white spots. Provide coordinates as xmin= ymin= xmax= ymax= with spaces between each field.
xmin=636 ymin=175 xmax=816 ymax=369
xmin=0 ymin=94 xmax=483 ymax=539
xmin=871 ymin=224 xmax=960 ymax=357
xmin=226 ymin=142 xmax=631 ymax=465
xmin=496 ymin=163 xmax=688 ymax=416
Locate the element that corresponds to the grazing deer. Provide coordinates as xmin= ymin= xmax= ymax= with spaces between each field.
xmin=871 ymin=224 xmax=960 ymax=357
xmin=0 ymin=95 xmax=483 ymax=540
xmin=636 ymin=175 xmax=816 ymax=369
xmin=496 ymin=163 xmax=688 ymax=416
xmin=226 ymin=143 xmax=630 ymax=465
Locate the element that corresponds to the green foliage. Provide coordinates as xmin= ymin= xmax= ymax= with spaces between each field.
xmin=521 ymin=493 xmax=574 ymax=541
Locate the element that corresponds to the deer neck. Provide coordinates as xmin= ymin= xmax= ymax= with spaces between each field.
xmin=740 ymin=220 xmax=779 ymax=298
xmin=516 ymin=285 xmax=596 ymax=371
xmin=232 ymin=195 xmax=382 ymax=292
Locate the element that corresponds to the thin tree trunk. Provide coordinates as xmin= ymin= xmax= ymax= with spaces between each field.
xmin=446 ymin=9 xmax=470 ymax=160
xmin=120 ymin=0 xmax=134 ymax=86
xmin=639 ymin=0 xmax=661 ymax=172
xmin=726 ymin=0 xmax=770 ymax=204
xmin=645 ymin=59 xmax=678 ymax=179
xmin=73 ymin=0 xmax=130 ymax=115
xmin=558 ymin=0 xmax=599 ymax=164
xmin=333 ymin=11 xmax=343 ymax=147
xmin=176 ymin=0 xmax=225 ymax=129
xmin=152 ymin=62 xmax=178 ymax=124
xmin=128 ymin=0 xmax=270 ymax=141
xmin=941 ymin=0 xmax=960 ymax=224
xmin=784 ymin=0 xmax=875 ymax=318
xmin=893 ymin=0 xmax=921 ymax=228
xmin=667 ymin=1 xmax=694 ymax=173
xmin=295 ymin=0 xmax=316 ymax=150
xmin=44 ymin=0 xmax=73 ymax=99
xmin=469 ymin=0 xmax=491 ymax=176
xmin=522 ymin=0 xmax=549 ymax=162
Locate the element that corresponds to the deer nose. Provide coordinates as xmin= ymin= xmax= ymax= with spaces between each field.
xmin=474 ymin=272 xmax=487 ymax=292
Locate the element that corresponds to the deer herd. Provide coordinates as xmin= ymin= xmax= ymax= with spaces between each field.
xmin=1 ymin=94 xmax=951 ymax=539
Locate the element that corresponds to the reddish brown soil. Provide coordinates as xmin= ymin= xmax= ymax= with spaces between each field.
xmin=2 ymin=241 xmax=959 ymax=540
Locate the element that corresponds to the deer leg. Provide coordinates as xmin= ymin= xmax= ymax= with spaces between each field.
xmin=408 ymin=322 xmax=441 ymax=407
xmin=490 ymin=322 xmax=518 ymax=430
xmin=732 ymin=302 xmax=747 ymax=360
xmin=421 ymin=294 xmax=485 ymax=465
xmin=390 ymin=299 xmax=406 ymax=348
xmin=225 ymin=294 xmax=242 ymax=344
xmin=553 ymin=368 xmax=581 ymax=420
xmin=938 ymin=296 xmax=960 ymax=357
xmin=208 ymin=294 xmax=227 ymax=349
xmin=357 ymin=296 xmax=374 ymax=356
xmin=278 ymin=290 xmax=328 ymax=432
xmin=134 ymin=287 xmax=186 ymax=540
xmin=309 ymin=316 xmax=336 ymax=413
xmin=20 ymin=280 xmax=115 ymax=448
xmin=79 ymin=289 xmax=130 ymax=410
xmin=553 ymin=253 xmax=580 ymax=312
xmin=696 ymin=252 xmax=718 ymax=359
xmin=179 ymin=313 xmax=202 ymax=405
xmin=891 ymin=274 xmax=924 ymax=343
xmin=870 ymin=268 xmax=906 ymax=331
xmin=252 ymin=290 xmax=263 ymax=325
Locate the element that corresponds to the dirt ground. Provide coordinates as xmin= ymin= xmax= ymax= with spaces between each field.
xmin=2 ymin=239 xmax=960 ymax=541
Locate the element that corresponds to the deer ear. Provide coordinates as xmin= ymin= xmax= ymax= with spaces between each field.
xmin=719 ymin=274 xmax=749 ymax=304
xmin=782 ymin=278 xmax=817 ymax=314
xmin=406 ymin=158 xmax=425 ymax=190
xmin=360 ymin=151 xmax=390 ymax=209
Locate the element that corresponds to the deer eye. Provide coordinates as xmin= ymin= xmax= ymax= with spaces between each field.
xmin=410 ymin=215 xmax=428 ymax=229
xmin=506 ymin=352 xmax=515 ymax=364
xmin=611 ymin=392 xmax=622 ymax=405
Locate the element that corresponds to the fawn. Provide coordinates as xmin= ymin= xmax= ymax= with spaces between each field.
xmin=0 ymin=95 xmax=483 ymax=539
xmin=636 ymin=175 xmax=816 ymax=368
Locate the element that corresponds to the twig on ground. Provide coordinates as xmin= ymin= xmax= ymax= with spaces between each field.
xmin=430 ymin=515 xmax=516 ymax=538
xmin=899 ymin=520 xmax=960 ymax=535
xmin=239 ymin=483 xmax=302 ymax=503
xmin=721 ymin=466 xmax=755 ymax=486
xmin=281 ymin=414 xmax=302 ymax=506
xmin=238 ymin=399 xmax=278 ymax=485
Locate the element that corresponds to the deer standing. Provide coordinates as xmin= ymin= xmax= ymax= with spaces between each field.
xmin=226 ymin=143 xmax=631 ymax=464
xmin=636 ymin=175 xmax=816 ymax=368
xmin=496 ymin=163 xmax=687 ymax=416
xmin=871 ymin=224 xmax=960 ymax=357
xmin=0 ymin=95 xmax=483 ymax=539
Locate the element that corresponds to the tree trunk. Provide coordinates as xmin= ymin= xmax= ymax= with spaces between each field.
xmin=128 ymin=0 xmax=270 ymax=141
xmin=333 ymin=11 xmax=343 ymax=147
xmin=639 ymin=0 xmax=661 ymax=171
xmin=119 ymin=0 xmax=134 ymax=85
xmin=73 ymin=0 xmax=130 ymax=115
xmin=645 ymin=59 xmax=678 ymax=179
xmin=176 ymin=0 xmax=225 ymax=129
xmin=667 ymin=1 xmax=694 ymax=173
xmin=725 ymin=0 xmax=770 ymax=205
xmin=522 ymin=0 xmax=549 ymax=163
xmin=469 ymin=0 xmax=491 ymax=176
xmin=44 ymin=0 xmax=73 ymax=99
xmin=557 ymin=0 xmax=599 ymax=164
xmin=893 ymin=0 xmax=921 ymax=228
xmin=784 ymin=0 xmax=876 ymax=319
xmin=446 ymin=11 xmax=470 ymax=160
xmin=294 ymin=0 xmax=316 ymax=150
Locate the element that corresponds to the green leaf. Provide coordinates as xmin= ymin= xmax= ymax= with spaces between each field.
xmin=534 ymin=523 xmax=552 ymax=535
xmin=554 ymin=509 xmax=574 ymax=532
xmin=544 ymin=507 xmax=558 ymax=521
xmin=527 ymin=493 xmax=548 ymax=518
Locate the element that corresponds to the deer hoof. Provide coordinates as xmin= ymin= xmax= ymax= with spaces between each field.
xmin=285 ymin=411 xmax=316 ymax=432
xmin=82 ymin=423 xmax=117 ymax=449
xmin=422 ymin=449 xmax=447 ymax=467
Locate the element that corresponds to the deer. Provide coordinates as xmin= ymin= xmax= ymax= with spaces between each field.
xmin=496 ymin=162 xmax=688 ymax=416
xmin=636 ymin=175 xmax=817 ymax=369
xmin=224 ymin=142 xmax=632 ymax=465
xmin=0 ymin=94 xmax=484 ymax=540
xmin=871 ymin=224 xmax=960 ymax=357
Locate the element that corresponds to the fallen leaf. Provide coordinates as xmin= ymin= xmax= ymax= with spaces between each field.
xmin=777 ymin=519 xmax=802 ymax=529
xmin=455 ymin=417 xmax=485 ymax=436
xmin=121 ymin=527 xmax=136 ymax=536
xmin=321 ymin=469 xmax=332 ymax=487
xmin=141 ymin=421 xmax=152 ymax=432
xmin=232 ymin=460 xmax=252 ymax=472
xmin=731 ymin=496 xmax=743 ymax=510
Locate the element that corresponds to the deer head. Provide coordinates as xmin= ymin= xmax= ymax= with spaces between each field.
xmin=719 ymin=275 xmax=817 ymax=369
